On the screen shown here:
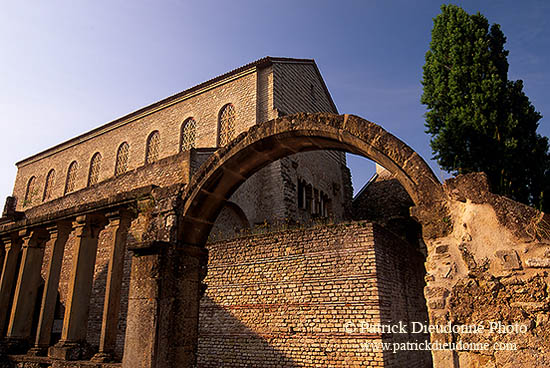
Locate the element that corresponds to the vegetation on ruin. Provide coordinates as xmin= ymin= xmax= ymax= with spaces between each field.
xmin=421 ymin=4 xmax=550 ymax=211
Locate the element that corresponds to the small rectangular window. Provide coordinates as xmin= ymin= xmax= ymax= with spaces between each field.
xmin=297 ymin=180 xmax=304 ymax=209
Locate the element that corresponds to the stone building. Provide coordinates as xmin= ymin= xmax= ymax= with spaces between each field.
xmin=3 ymin=56 xmax=544 ymax=368
xmin=0 ymin=56 xmax=433 ymax=367
xmin=11 ymin=57 xmax=350 ymax=235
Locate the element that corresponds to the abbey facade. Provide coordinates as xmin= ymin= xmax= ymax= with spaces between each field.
xmin=12 ymin=57 xmax=350 ymax=236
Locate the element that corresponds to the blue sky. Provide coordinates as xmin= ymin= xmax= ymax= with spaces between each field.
xmin=1 ymin=0 xmax=549 ymax=202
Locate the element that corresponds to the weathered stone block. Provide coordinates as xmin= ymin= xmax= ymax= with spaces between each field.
xmin=526 ymin=257 xmax=550 ymax=268
xmin=495 ymin=250 xmax=522 ymax=270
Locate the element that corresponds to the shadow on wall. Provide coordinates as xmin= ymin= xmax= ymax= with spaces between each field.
xmin=86 ymin=243 xmax=132 ymax=361
xmin=374 ymin=225 xmax=433 ymax=368
xmin=198 ymin=295 xmax=299 ymax=368
xmin=196 ymin=222 xmax=433 ymax=368
xmin=209 ymin=202 xmax=251 ymax=242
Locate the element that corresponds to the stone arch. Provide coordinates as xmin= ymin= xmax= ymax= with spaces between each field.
xmin=180 ymin=112 xmax=448 ymax=246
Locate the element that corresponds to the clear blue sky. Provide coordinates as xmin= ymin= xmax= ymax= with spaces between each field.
xmin=1 ymin=0 xmax=549 ymax=203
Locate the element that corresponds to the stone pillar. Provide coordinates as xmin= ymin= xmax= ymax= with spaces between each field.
xmin=5 ymin=229 xmax=47 ymax=351
xmin=28 ymin=222 xmax=71 ymax=356
xmin=121 ymin=241 xmax=164 ymax=368
xmin=121 ymin=242 xmax=207 ymax=368
xmin=0 ymin=235 xmax=22 ymax=336
xmin=91 ymin=210 xmax=130 ymax=362
xmin=0 ymin=245 xmax=5 ymax=283
xmin=48 ymin=215 xmax=103 ymax=361
xmin=167 ymin=245 xmax=207 ymax=367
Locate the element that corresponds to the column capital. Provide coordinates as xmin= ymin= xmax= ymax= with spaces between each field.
xmin=46 ymin=221 xmax=72 ymax=237
xmin=105 ymin=208 xmax=132 ymax=226
xmin=1 ymin=235 xmax=14 ymax=249
xmin=105 ymin=211 xmax=121 ymax=224
xmin=18 ymin=229 xmax=47 ymax=249
xmin=46 ymin=225 xmax=59 ymax=237
xmin=72 ymin=214 xmax=105 ymax=239
xmin=18 ymin=228 xmax=31 ymax=240
xmin=72 ymin=215 xmax=89 ymax=230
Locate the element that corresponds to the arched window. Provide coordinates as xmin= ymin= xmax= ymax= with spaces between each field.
xmin=218 ymin=104 xmax=235 ymax=147
xmin=145 ymin=131 xmax=160 ymax=164
xmin=43 ymin=169 xmax=56 ymax=202
xmin=180 ymin=118 xmax=196 ymax=152
xmin=24 ymin=176 xmax=37 ymax=206
xmin=115 ymin=142 xmax=129 ymax=176
xmin=64 ymin=161 xmax=78 ymax=195
xmin=88 ymin=152 xmax=102 ymax=186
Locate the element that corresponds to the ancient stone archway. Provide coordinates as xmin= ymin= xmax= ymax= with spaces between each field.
xmin=120 ymin=112 xmax=457 ymax=368
xmin=124 ymin=112 xmax=549 ymax=368
xmin=170 ymin=112 xmax=450 ymax=367
xmin=180 ymin=112 xmax=449 ymax=246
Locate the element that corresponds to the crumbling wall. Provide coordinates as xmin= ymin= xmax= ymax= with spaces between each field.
xmin=422 ymin=173 xmax=550 ymax=367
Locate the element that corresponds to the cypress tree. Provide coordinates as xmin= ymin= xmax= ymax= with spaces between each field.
xmin=421 ymin=4 xmax=549 ymax=210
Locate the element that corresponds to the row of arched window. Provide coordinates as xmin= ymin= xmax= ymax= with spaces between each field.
xmin=23 ymin=104 xmax=237 ymax=207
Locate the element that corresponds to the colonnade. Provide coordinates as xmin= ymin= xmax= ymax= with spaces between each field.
xmin=0 ymin=210 xmax=131 ymax=362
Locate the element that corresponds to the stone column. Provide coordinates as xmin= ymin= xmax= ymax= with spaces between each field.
xmin=0 ymin=235 xmax=22 ymax=336
xmin=121 ymin=241 xmax=164 ymax=368
xmin=0 ymin=245 xmax=5 ymax=283
xmin=48 ymin=215 xmax=103 ymax=361
xmin=28 ymin=222 xmax=71 ymax=356
xmin=91 ymin=210 xmax=130 ymax=362
xmin=5 ymin=229 xmax=47 ymax=352
xmin=121 ymin=242 xmax=207 ymax=368
xmin=167 ymin=245 xmax=207 ymax=367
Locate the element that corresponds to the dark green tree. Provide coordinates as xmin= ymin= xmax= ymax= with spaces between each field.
xmin=421 ymin=4 xmax=549 ymax=211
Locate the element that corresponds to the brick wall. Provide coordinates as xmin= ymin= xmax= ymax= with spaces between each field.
xmin=197 ymin=221 xmax=431 ymax=367
xmin=57 ymin=233 xmax=75 ymax=314
xmin=85 ymin=225 xmax=132 ymax=360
